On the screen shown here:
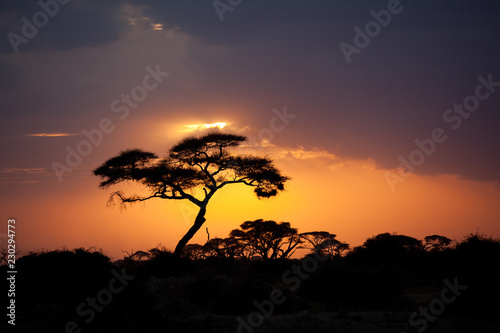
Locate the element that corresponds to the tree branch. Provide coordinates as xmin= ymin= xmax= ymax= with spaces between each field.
xmin=169 ymin=183 xmax=203 ymax=206
xmin=216 ymin=178 xmax=255 ymax=190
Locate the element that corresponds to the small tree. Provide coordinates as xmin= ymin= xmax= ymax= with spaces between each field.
xmin=230 ymin=219 xmax=303 ymax=259
xmin=423 ymin=235 xmax=452 ymax=252
xmin=182 ymin=244 xmax=207 ymax=260
xmin=301 ymin=231 xmax=338 ymax=252
xmin=130 ymin=250 xmax=151 ymax=261
xmin=93 ymin=132 xmax=289 ymax=257
xmin=203 ymin=237 xmax=244 ymax=259
xmin=0 ymin=248 xmax=8 ymax=265
xmin=362 ymin=232 xmax=422 ymax=253
xmin=148 ymin=244 xmax=171 ymax=259
xmin=301 ymin=231 xmax=350 ymax=257
xmin=326 ymin=241 xmax=350 ymax=257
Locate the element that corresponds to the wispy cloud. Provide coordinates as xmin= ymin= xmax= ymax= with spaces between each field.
xmin=241 ymin=143 xmax=338 ymax=161
xmin=226 ymin=124 xmax=251 ymax=134
xmin=179 ymin=122 xmax=228 ymax=133
xmin=0 ymin=168 xmax=47 ymax=174
xmin=0 ymin=168 xmax=48 ymax=184
xmin=283 ymin=146 xmax=337 ymax=160
xmin=123 ymin=4 xmax=165 ymax=31
xmin=243 ymin=143 xmax=384 ymax=175
xmin=281 ymin=147 xmax=382 ymax=174
xmin=28 ymin=133 xmax=81 ymax=137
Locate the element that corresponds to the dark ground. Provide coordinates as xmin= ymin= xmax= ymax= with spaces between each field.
xmin=2 ymin=235 xmax=500 ymax=332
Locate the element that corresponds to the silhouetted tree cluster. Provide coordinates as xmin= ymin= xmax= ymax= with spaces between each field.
xmin=180 ymin=219 xmax=349 ymax=260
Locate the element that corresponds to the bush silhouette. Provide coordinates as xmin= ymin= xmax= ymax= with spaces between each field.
xmin=14 ymin=248 xmax=112 ymax=305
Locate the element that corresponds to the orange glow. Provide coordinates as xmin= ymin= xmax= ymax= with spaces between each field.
xmin=6 ymin=151 xmax=500 ymax=260
xmin=182 ymin=122 xmax=228 ymax=132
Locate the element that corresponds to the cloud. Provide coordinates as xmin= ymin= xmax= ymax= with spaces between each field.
xmin=0 ymin=168 xmax=47 ymax=174
xmin=28 ymin=133 xmax=81 ymax=137
xmin=283 ymin=146 xmax=337 ymax=161
xmin=0 ymin=1 xmax=190 ymax=54
xmin=0 ymin=0 xmax=499 ymax=185
xmin=122 ymin=4 xmax=165 ymax=31
xmin=243 ymin=142 xmax=385 ymax=177
xmin=0 ymin=0 xmax=129 ymax=53
xmin=0 ymin=168 xmax=48 ymax=184
xmin=1 ymin=180 xmax=40 ymax=184
xmin=180 ymin=122 xmax=228 ymax=133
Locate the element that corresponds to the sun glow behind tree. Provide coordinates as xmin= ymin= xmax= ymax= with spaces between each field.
xmin=183 ymin=122 xmax=227 ymax=132
xmin=93 ymin=132 xmax=289 ymax=256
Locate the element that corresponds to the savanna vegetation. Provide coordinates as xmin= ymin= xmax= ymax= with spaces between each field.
xmin=2 ymin=224 xmax=499 ymax=333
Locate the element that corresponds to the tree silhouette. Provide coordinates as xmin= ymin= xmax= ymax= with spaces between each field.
xmin=93 ymin=132 xmax=289 ymax=257
xmin=301 ymin=231 xmax=350 ymax=257
xmin=361 ymin=232 xmax=422 ymax=254
xmin=0 ymin=248 xmax=8 ymax=265
xmin=230 ymin=219 xmax=303 ymax=259
xmin=182 ymin=243 xmax=207 ymax=260
xmin=301 ymin=231 xmax=338 ymax=253
xmin=203 ymin=237 xmax=244 ymax=259
xmin=423 ymin=234 xmax=452 ymax=252
xmin=328 ymin=241 xmax=350 ymax=257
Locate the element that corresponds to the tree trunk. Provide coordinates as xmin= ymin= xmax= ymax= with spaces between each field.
xmin=173 ymin=206 xmax=207 ymax=257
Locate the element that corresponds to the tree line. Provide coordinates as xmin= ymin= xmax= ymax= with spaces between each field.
xmin=112 ymin=219 xmax=456 ymax=264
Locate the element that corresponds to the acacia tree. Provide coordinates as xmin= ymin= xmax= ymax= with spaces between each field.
xmin=301 ymin=231 xmax=339 ymax=251
xmin=203 ymin=237 xmax=244 ymax=259
xmin=423 ymin=235 xmax=452 ymax=252
xmin=230 ymin=219 xmax=303 ymax=259
xmin=182 ymin=244 xmax=207 ymax=260
xmin=93 ymin=132 xmax=289 ymax=257
xmin=362 ymin=233 xmax=422 ymax=253
xmin=300 ymin=231 xmax=350 ymax=257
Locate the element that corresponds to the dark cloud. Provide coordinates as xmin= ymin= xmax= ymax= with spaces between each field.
xmin=0 ymin=0 xmax=499 ymax=183
xmin=0 ymin=0 xmax=127 ymax=53
xmin=0 ymin=60 xmax=22 ymax=89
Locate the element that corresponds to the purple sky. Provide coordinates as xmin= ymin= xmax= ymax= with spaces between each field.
xmin=1 ymin=0 xmax=499 ymax=183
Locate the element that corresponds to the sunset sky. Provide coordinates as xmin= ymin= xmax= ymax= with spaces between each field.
xmin=1 ymin=0 xmax=499 ymax=260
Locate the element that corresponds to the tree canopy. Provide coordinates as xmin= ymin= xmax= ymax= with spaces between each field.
xmin=229 ymin=219 xmax=303 ymax=260
xmin=301 ymin=231 xmax=350 ymax=257
xmin=93 ymin=132 xmax=289 ymax=256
